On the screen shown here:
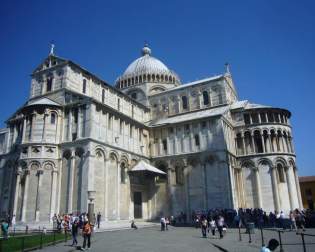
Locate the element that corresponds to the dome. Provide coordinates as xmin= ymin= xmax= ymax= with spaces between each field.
xmin=116 ymin=45 xmax=180 ymax=88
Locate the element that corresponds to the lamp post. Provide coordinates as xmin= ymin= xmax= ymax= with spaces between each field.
xmin=87 ymin=190 xmax=96 ymax=222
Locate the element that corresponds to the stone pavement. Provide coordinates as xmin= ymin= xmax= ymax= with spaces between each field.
xmin=37 ymin=226 xmax=315 ymax=252
xmin=39 ymin=226 xmax=222 ymax=252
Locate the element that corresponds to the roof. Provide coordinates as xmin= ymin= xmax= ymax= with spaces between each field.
xmin=131 ymin=160 xmax=166 ymax=175
xmin=299 ymin=176 xmax=315 ymax=183
xmin=150 ymin=105 xmax=229 ymax=127
xmin=151 ymin=74 xmax=224 ymax=96
xmin=230 ymin=100 xmax=270 ymax=110
xmin=26 ymin=97 xmax=61 ymax=107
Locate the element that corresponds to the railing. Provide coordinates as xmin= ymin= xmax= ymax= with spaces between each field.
xmin=237 ymin=225 xmax=315 ymax=252
xmin=0 ymin=228 xmax=71 ymax=252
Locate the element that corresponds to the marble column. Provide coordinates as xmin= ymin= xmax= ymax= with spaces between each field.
xmin=12 ymin=168 xmax=22 ymax=217
xmin=68 ymin=153 xmax=75 ymax=213
xmin=251 ymin=133 xmax=256 ymax=153
xmin=271 ymin=166 xmax=280 ymax=212
xmin=117 ymin=161 xmax=121 ymax=220
xmin=183 ymin=165 xmax=191 ymax=221
xmin=68 ymin=109 xmax=73 ymax=141
xmin=293 ymin=168 xmax=303 ymax=208
xmin=42 ymin=111 xmax=48 ymax=142
xmin=167 ymin=167 xmax=173 ymax=215
xmin=21 ymin=170 xmax=30 ymax=222
xmin=254 ymin=168 xmax=263 ymax=208
xmin=50 ymin=169 xmax=58 ymax=221
xmin=285 ymin=167 xmax=294 ymax=210
xmin=268 ymin=133 xmax=273 ymax=152
xmin=104 ymin=158 xmax=109 ymax=221
xmin=77 ymin=107 xmax=82 ymax=139
xmin=242 ymin=135 xmax=246 ymax=155
xmin=261 ymin=134 xmax=266 ymax=153
xmin=35 ymin=170 xmax=44 ymax=221
xmin=22 ymin=117 xmax=27 ymax=143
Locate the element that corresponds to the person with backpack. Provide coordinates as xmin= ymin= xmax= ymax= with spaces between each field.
xmin=1 ymin=219 xmax=9 ymax=239
xmin=71 ymin=219 xmax=79 ymax=246
xmin=81 ymin=221 xmax=92 ymax=250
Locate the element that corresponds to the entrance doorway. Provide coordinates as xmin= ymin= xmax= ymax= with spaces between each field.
xmin=134 ymin=192 xmax=142 ymax=219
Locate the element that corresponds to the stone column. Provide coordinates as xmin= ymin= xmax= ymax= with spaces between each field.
xmin=251 ymin=133 xmax=256 ymax=153
xmin=261 ymin=133 xmax=266 ymax=153
xmin=35 ymin=170 xmax=44 ymax=222
xmin=242 ymin=134 xmax=246 ymax=155
xmin=167 ymin=167 xmax=173 ymax=215
xmin=258 ymin=113 xmax=262 ymax=123
xmin=268 ymin=133 xmax=273 ymax=152
xmin=117 ymin=161 xmax=121 ymax=220
xmin=281 ymin=134 xmax=286 ymax=152
xmin=104 ymin=158 xmax=109 ymax=221
xmin=183 ymin=165 xmax=191 ymax=221
xmin=254 ymin=168 xmax=263 ymax=208
xmin=21 ymin=170 xmax=30 ymax=222
xmin=50 ymin=169 xmax=58 ymax=221
xmin=68 ymin=109 xmax=73 ymax=141
xmin=271 ymin=166 xmax=280 ymax=212
xmin=42 ymin=111 xmax=48 ymax=142
xmin=293 ymin=168 xmax=303 ymax=208
xmin=22 ymin=116 xmax=27 ymax=143
xmin=77 ymin=107 xmax=82 ymax=139
xmin=203 ymin=163 xmax=208 ymax=209
xmin=68 ymin=152 xmax=75 ymax=213
xmin=285 ymin=167 xmax=294 ymax=210
xmin=12 ymin=168 xmax=22 ymax=217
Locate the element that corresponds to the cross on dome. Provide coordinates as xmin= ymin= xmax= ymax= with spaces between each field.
xmin=141 ymin=43 xmax=151 ymax=56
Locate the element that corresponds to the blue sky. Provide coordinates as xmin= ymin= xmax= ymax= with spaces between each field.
xmin=0 ymin=0 xmax=314 ymax=175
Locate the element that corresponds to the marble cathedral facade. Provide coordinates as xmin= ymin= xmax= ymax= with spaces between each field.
xmin=0 ymin=45 xmax=302 ymax=223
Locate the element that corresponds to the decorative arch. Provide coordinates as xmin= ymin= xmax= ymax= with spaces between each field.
xmin=120 ymin=153 xmax=129 ymax=165
xmin=62 ymin=149 xmax=72 ymax=159
xmin=240 ymin=159 xmax=256 ymax=169
xmin=273 ymin=157 xmax=288 ymax=168
xmin=257 ymin=158 xmax=273 ymax=167
xmin=29 ymin=161 xmax=41 ymax=170
xmin=42 ymin=161 xmax=56 ymax=170
xmin=109 ymin=151 xmax=119 ymax=162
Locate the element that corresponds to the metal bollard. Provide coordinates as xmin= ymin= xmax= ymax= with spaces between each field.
xmin=238 ymin=226 xmax=242 ymax=241
xmin=301 ymin=233 xmax=306 ymax=252
xmin=260 ymin=228 xmax=265 ymax=247
xmin=53 ymin=230 xmax=56 ymax=245
xmin=64 ymin=230 xmax=67 ymax=242
xmin=40 ymin=232 xmax=43 ymax=249
xmin=278 ymin=230 xmax=284 ymax=252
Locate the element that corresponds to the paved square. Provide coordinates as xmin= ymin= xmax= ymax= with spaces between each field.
xmin=39 ymin=226 xmax=222 ymax=252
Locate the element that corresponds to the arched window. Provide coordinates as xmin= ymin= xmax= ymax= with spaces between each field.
xmin=277 ymin=164 xmax=285 ymax=183
xmin=82 ymin=79 xmax=87 ymax=94
xmin=175 ymin=166 xmax=184 ymax=185
xmin=50 ymin=113 xmax=56 ymax=124
xmin=102 ymin=89 xmax=105 ymax=103
xmin=46 ymin=77 xmax=53 ymax=92
xmin=194 ymin=134 xmax=200 ymax=146
xmin=120 ymin=163 xmax=126 ymax=183
xmin=202 ymin=91 xmax=210 ymax=105
xmin=182 ymin=96 xmax=188 ymax=110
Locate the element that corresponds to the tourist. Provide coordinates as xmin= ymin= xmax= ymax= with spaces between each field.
xmin=260 ymin=239 xmax=279 ymax=252
xmin=160 ymin=216 xmax=166 ymax=231
xmin=289 ymin=211 xmax=297 ymax=231
xmin=279 ymin=211 xmax=285 ymax=229
xmin=11 ymin=214 xmax=16 ymax=231
xmin=209 ymin=218 xmax=216 ymax=236
xmin=71 ymin=219 xmax=79 ymax=246
xmin=131 ymin=220 xmax=138 ymax=229
xmin=81 ymin=221 xmax=92 ymax=250
xmin=217 ymin=215 xmax=224 ymax=239
xmin=1 ymin=219 xmax=9 ymax=239
xmin=97 ymin=212 xmax=101 ymax=229
xmin=201 ymin=218 xmax=208 ymax=238
xmin=165 ymin=217 xmax=170 ymax=230
xmin=52 ymin=214 xmax=57 ymax=230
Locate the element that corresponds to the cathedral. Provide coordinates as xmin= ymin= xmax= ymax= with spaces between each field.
xmin=0 ymin=45 xmax=302 ymax=224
